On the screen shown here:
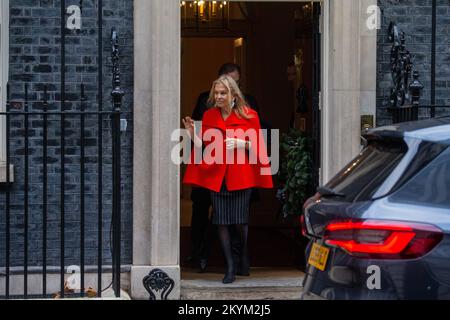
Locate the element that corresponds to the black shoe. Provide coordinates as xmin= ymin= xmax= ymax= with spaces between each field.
xmin=199 ymin=259 xmax=208 ymax=273
xmin=232 ymin=254 xmax=240 ymax=274
xmin=185 ymin=254 xmax=201 ymax=264
xmin=222 ymin=272 xmax=236 ymax=284
xmin=236 ymin=267 xmax=250 ymax=277
xmin=236 ymin=255 xmax=250 ymax=276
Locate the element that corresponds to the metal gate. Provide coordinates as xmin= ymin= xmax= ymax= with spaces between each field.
xmin=1 ymin=0 xmax=125 ymax=299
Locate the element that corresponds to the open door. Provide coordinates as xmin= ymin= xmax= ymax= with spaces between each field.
xmin=180 ymin=1 xmax=322 ymax=273
xmin=311 ymin=2 xmax=321 ymax=189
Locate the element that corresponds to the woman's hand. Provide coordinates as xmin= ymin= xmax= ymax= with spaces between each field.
xmin=183 ymin=116 xmax=203 ymax=148
xmin=182 ymin=116 xmax=195 ymax=138
xmin=225 ymin=138 xmax=250 ymax=150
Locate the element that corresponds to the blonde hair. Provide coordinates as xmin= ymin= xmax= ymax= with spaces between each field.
xmin=207 ymin=75 xmax=253 ymax=120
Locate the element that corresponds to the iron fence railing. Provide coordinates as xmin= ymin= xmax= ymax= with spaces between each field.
xmin=387 ymin=22 xmax=450 ymax=124
xmin=1 ymin=0 xmax=125 ymax=298
xmin=1 ymin=91 xmax=123 ymax=299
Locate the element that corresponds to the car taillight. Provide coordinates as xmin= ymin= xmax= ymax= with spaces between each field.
xmin=300 ymin=193 xmax=321 ymax=238
xmin=300 ymin=214 xmax=307 ymax=237
xmin=324 ymin=220 xmax=443 ymax=259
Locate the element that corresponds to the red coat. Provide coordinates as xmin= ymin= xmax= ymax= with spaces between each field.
xmin=183 ymin=107 xmax=273 ymax=192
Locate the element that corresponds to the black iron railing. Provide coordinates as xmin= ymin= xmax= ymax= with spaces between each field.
xmin=1 ymin=91 xmax=124 ymax=299
xmin=1 ymin=1 xmax=124 ymax=299
xmin=110 ymin=28 xmax=124 ymax=298
xmin=387 ymin=22 xmax=450 ymax=123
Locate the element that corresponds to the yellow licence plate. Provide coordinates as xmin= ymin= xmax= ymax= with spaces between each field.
xmin=308 ymin=243 xmax=330 ymax=271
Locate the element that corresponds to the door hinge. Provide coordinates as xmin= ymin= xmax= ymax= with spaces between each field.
xmin=319 ymin=92 xmax=322 ymax=110
xmin=319 ymin=12 xmax=323 ymax=34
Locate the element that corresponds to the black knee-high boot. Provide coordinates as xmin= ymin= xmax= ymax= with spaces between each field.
xmin=235 ymin=224 xmax=250 ymax=276
xmin=218 ymin=225 xmax=236 ymax=284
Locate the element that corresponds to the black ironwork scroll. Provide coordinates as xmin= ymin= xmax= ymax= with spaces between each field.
xmin=143 ymin=269 xmax=175 ymax=300
xmin=389 ymin=22 xmax=413 ymax=108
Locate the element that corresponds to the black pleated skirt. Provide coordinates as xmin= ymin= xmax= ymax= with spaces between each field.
xmin=210 ymin=181 xmax=252 ymax=225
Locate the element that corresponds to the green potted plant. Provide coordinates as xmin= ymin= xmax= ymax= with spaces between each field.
xmin=276 ymin=129 xmax=313 ymax=218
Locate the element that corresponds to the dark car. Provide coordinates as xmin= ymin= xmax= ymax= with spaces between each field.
xmin=301 ymin=117 xmax=450 ymax=300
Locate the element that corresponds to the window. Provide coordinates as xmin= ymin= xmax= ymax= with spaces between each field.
xmin=390 ymin=147 xmax=450 ymax=208
xmin=325 ymin=140 xmax=407 ymax=202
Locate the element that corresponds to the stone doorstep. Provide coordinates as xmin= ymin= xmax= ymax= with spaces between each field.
xmin=181 ymin=269 xmax=305 ymax=300
xmin=181 ymin=287 xmax=303 ymax=300
xmin=181 ymin=283 xmax=304 ymax=300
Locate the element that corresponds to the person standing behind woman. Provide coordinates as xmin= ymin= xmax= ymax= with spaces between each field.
xmin=182 ymin=76 xmax=273 ymax=284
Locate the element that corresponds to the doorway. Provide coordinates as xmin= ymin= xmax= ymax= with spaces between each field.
xmin=180 ymin=1 xmax=321 ymax=272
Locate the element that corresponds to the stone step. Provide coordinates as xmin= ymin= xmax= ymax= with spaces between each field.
xmin=181 ymin=268 xmax=304 ymax=300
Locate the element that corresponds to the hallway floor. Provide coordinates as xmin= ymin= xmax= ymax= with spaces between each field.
xmin=180 ymin=226 xmax=307 ymax=269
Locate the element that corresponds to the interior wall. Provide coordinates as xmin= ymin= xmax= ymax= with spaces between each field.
xmin=181 ymin=38 xmax=235 ymax=122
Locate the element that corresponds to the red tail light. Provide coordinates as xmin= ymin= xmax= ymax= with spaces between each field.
xmin=300 ymin=214 xmax=307 ymax=237
xmin=300 ymin=193 xmax=321 ymax=238
xmin=324 ymin=220 xmax=443 ymax=259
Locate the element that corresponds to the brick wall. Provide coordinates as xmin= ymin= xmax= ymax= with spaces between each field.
xmin=0 ymin=0 xmax=133 ymax=268
xmin=377 ymin=0 xmax=450 ymax=126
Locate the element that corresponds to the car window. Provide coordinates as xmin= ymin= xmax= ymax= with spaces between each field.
xmin=325 ymin=141 xmax=406 ymax=202
xmin=391 ymin=141 xmax=448 ymax=192
xmin=390 ymin=147 xmax=450 ymax=208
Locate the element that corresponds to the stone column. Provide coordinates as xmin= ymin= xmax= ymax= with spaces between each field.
xmin=322 ymin=0 xmax=362 ymax=182
xmin=131 ymin=0 xmax=180 ymax=300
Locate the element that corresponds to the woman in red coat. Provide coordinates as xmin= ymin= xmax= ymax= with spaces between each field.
xmin=183 ymin=75 xmax=273 ymax=284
